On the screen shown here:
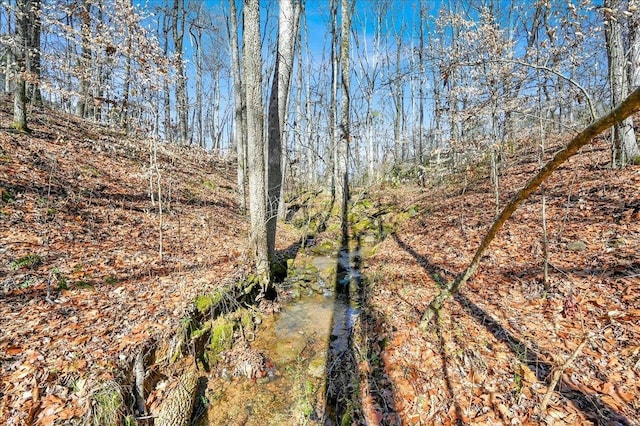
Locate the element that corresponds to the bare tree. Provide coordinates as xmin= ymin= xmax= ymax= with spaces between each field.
xmin=228 ymin=0 xmax=247 ymax=213
xmin=421 ymin=87 xmax=640 ymax=327
xmin=266 ymin=0 xmax=301 ymax=257
xmin=13 ymin=0 xmax=28 ymax=131
xmin=335 ymin=0 xmax=351 ymax=206
xmin=604 ymin=0 xmax=640 ymax=166
xmin=75 ymin=0 xmax=92 ymax=118
xmin=172 ymin=0 xmax=189 ymax=144
xmin=26 ymin=0 xmax=41 ymax=105
xmin=243 ymin=0 xmax=270 ymax=289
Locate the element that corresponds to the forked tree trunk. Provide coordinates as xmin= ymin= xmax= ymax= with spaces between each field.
xmin=421 ymin=87 xmax=640 ymax=328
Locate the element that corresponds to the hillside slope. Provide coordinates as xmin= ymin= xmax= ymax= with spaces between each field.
xmin=0 ymin=104 xmax=290 ymax=424
xmin=363 ymin=139 xmax=640 ymax=424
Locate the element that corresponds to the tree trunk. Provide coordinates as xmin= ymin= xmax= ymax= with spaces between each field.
xmin=628 ymin=0 xmax=640 ymax=91
xmin=228 ymin=0 xmax=247 ymax=214
xmin=604 ymin=1 xmax=640 ymax=166
xmin=335 ymin=0 xmax=351 ymax=206
xmin=190 ymin=14 xmax=204 ymax=148
xmin=173 ymin=0 xmax=189 ymax=144
xmin=27 ymin=0 xmax=41 ymax=105
xmin=13 ymin=0 xmax=28 ymax=132
xmin=76 ymin=0 xmax=92 ymax=118
xmin=243 ymin=0 xmax=270 ymax=289
xmin=266 ymin=0 xmax=300 ymax=258
xmin=393 ymin=34 xmax=403 ymax=164
xmin=161 ymin=4 xmax=172 ymax=142
xmin=421 ymin=87 xmax=640 ymax=328
xmin=121 ymin=4 xmax=133 ymax=131
xmin=329 ymin=0 xmax=338 ymax=199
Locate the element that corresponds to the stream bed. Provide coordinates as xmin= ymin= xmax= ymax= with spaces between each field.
xmin=197 ymin=252 xmax=364 ymax=425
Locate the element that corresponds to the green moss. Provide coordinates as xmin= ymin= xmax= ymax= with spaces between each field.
xmin=202 ymin=179 xmax=217 ymax=190
xmin=103 ymin=275 xmax=118 ymax=286
xmin=352 ymin=217 xmax=373 ymax=235
xmin=238 ymin=308 xmax=255 ymax=334
xmin=1 ymin=188 xmax=15 ymax=203
xmin=208 ymin=317 xmax=235 ymax=358
xmin=191 ymin=320 xmax=212 ymax=340
xmin=56 ymin=271 xmax=69 ymax=290
xmin=12 ymin=121 xmax=30 ymax=133
xmin=80 ymin=164 xmax=103 ymax=178
xmin=10 ymin=254 xmax=43 ymax=270
xmin=195 ymin=290 xmax=224 ymax=314
xmin=75 ymin=280 xmax=95 ymax=289
xmin=271 ymin=260 xmax=287 ymax=279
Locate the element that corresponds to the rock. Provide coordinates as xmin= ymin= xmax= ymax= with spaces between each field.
xmin=567 ymin=241 xmax=586 ymax=251
xmin=308 ymin=353 xmax=326 ymax=378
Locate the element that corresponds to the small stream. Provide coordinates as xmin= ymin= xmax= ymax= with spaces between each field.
xmin=198 ymin=246 xmax=366 ymax=425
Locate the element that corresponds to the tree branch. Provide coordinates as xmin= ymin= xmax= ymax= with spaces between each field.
xmin=420 ymin=87 xmax=640 ymax=328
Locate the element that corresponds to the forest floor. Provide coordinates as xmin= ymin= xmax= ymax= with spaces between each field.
xmin=1 ymin=100 xmax=639 ymax=426
xmin=360 ymin=139 xmax=640 ymax=425
xmin=0 ymin=103 xmax=299 ymax=425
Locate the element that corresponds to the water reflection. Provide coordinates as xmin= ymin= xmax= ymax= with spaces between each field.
xmin=324 ymin=232 xmax=363 ymax=424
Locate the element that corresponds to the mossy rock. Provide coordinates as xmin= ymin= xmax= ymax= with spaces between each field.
xmin=194 ymin=290 xmax=225 ymax=314
xmin=567 ymin=240 xmax=586 ymax=251
xmin=352 ymin=218 xmax=373 ymax=235
xmin=238 ymin=308 xmax=255 ymax=334
xmin=311 ymin=240 xmax=335 ymax=255
xmin=208 ymin=317 xmax=235 ymax=357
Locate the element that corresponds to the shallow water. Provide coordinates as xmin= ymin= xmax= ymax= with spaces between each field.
xmin=200 ymin=297 xmax=357 ymax=425
xmin=199 ymin=250 xmax=363 ymax=425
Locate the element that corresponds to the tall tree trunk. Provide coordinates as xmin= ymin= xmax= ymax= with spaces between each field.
xmin=190 ymin=14 xmax=204 ymax=148
xmin=162 ymin=6 xmax=172 ymax=143
xmin=76 ymin=0 xmax=92 ymax=118
xmin=13 ymin=0 xmax=28 ymax=131
xmin=335 ymin=0 xmax=351 ymax=207
xmin=27 ymin=0 xmax=41 ymax=105
xmin=604 ymin=1 xmax=640 ymax=166
xmin=393 ymin=34 xmax=403 ymax=164
xmin=173 ymin=0 xmax=189 ymax=144
xmin=329 ymin=0 xmax=338 ymax=199
xmin=243 ymin=0 xmax=270 ymax=289
xmin=417 ymin=0 xmax=426 ymax=165
xmin=266 ymin=0 xmax=300 ymax=258
xmin=228 ymin=0 xmax=247 ymax=213
xmin=121 ymin=2 xmax=133 ymax=131
xmin=628 ymin=0 xmax=640 ymax=90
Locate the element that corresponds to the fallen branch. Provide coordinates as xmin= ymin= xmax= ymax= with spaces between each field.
xmin=420 ymin=87 xmax=640 ymax=328
xmin=539 ymin=336 xmax=589 ymax=413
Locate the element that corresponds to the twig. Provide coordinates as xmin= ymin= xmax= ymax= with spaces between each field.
xmin=45 ymin=270 xmax=55 ymax=304
xmin=539 ymin=336 xmax=590 ymax=413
